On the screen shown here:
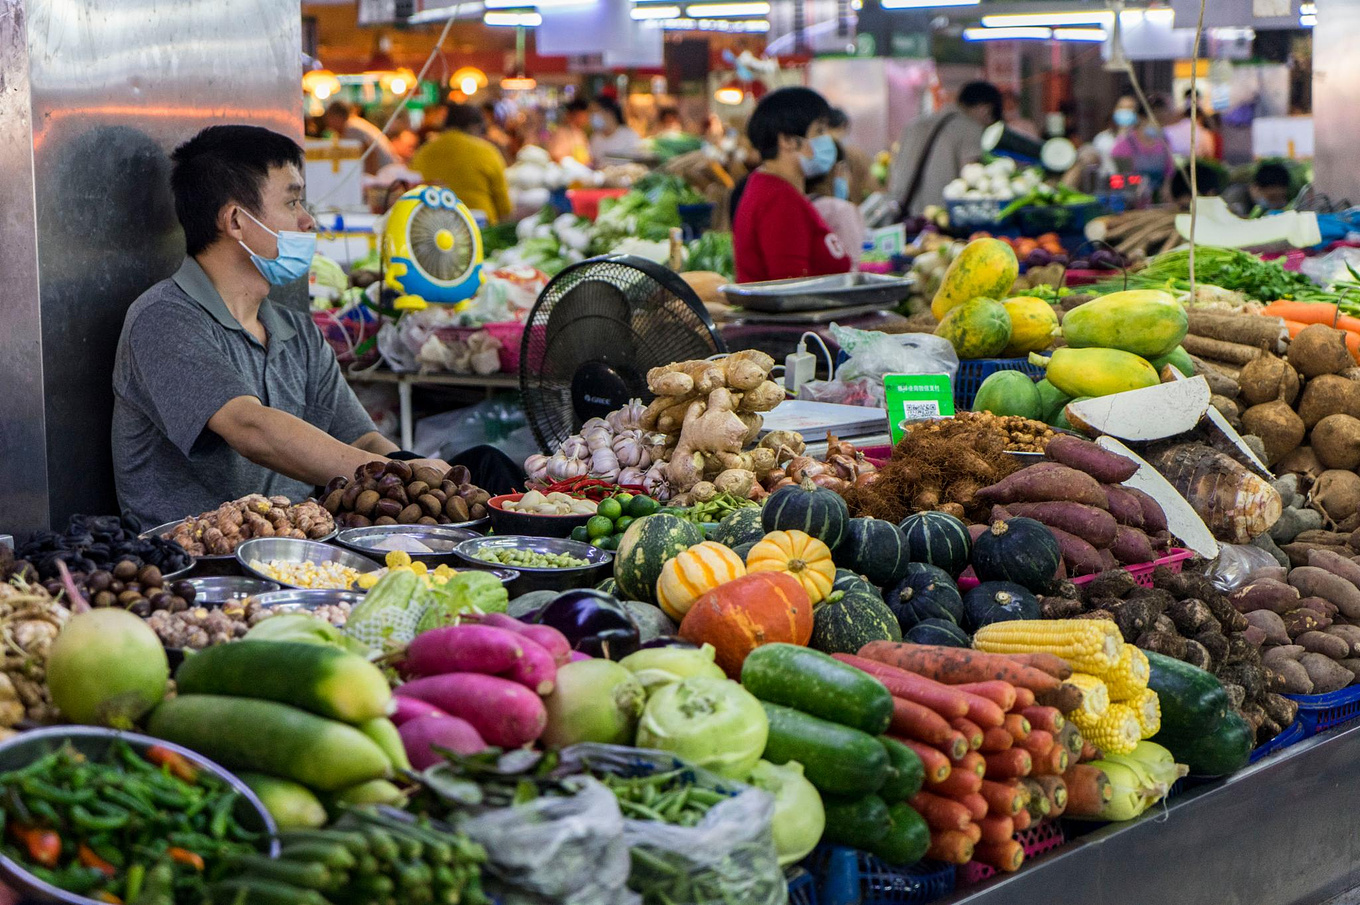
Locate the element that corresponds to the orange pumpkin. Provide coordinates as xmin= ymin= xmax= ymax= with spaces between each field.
xmin=678 ymin=572 xmax=813 ymax=677
xmin=745 ymin=530 xmax=835 ymax=603
xmin=656 ymin=541 xmax=747 ymax=622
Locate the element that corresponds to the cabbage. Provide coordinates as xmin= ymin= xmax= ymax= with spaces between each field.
xmin=618 ymin=643 xmax=726 ymax=697
xmin=635 ymin=676 xmax=768 ymax=779
xmin=309 ymin=253 xmax=349 ymax=297
xmin=747 ymin=760 xmax=824 ymax=866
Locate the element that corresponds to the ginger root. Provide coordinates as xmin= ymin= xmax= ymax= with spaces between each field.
xmin=714 ymin=469 xmax=756 ymax=499
xmin=740 ymin=380 xmax=785 ymax=413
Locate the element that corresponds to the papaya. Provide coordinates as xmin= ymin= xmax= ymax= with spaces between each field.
xmin=935 ymin=297 xmax=1012 ymax=360
xmin=972 ymin=371 xmax=1041 ymax=419
xmin=1034 ymin=379 xmax=1072 ymax=424
xmin=931 ymin=239 xmax=1020 ymax=320
xmin=1150 ymin=345 xmax=1194 ymax=378
xmin=1000 ymin=296 xmax=1059 ymax=357
xmin=1028 ymin=348 xmax=1160 ymax=398
xmin=1060 ymin=290 xmax=1188 ymax=359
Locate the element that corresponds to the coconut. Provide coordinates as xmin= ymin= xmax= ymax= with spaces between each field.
xmin=1311 ymin=413 xmax=1360 ymax=470
xmin=1311 ymin=470 xmax=1360 ymax=524
xmin=1239 ymin=351 xmax=1300 ymax=406
xmin=46 ymin=609 xmax=167 ymax=728
xmin=1241 ymin=400 xmax=1305 ymax=466
xmin=1289 ymin=325 xmax=1354 ymax=378
xmin=1298 ymin=375 xmax=1360 ymax=429
xmin=1277 ymin=446 xmax=1323 ymax=483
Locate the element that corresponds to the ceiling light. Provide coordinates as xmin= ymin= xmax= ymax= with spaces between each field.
xmin=1053 ymin=27 xmax=1107 ymax=41
xmin=661 ymin=16 xmax=769 ymax=29
xmin=879 ymin=0 xmax=977 ymax=9
xmin=484 ymin=10 xmax=541 ymax=25
xmin=1300 ymin=12 xmax=1316 ymax=25
xmin=631 ymin=4 xmax=680 ymax=16
xmin=963 ymin=26 xmax=1052 ymax=40
xmin=1301 ymin=2 xmax=1316 ymax=13
xmin=684 ymin=2 xmax=769 ymax=16
xmin=501 ymin=74 xmax=537 ymax=89
xmin=982 ymin=11 xmax=1113 ymax=27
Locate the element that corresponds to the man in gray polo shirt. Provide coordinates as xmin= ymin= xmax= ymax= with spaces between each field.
xmin=112 ymin=125 xmax=445 ymax=527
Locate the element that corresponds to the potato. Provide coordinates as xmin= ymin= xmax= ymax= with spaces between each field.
xmin=1300 ymin=652 xmax=1354 ymax=693
xmin=1291 ymin=325 xmax=1355 ymax=378
xmin=1312 ymin=414 xmax=1360 ymax=470
xmin=1267 ymin=659 xmax=1314 ymax=694
xmin=1297 ymin=375 xmax=1360 ymax=428
xmin=1244 ymin=610 xmax=1290 ymax=645
xmin=1297 ymin=630 xmax=1350 ymax=660
xmin=1241 ymin=400 xmax=1305 ymax=465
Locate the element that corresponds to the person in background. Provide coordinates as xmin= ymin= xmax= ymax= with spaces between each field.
xmin=732 ymin=87 xmax=851 ymax=283
xmin=887 ymin=81 xmax=1003 ymax=217
xmin=1164 ymin=102 xmax=1217 ymax=160
xmin=1250 ymin=162 xmax=1294 ymax=214
xmin=806 ymin=141 xmax=867 ymax=266
xmin=656 ymin=107 xmax=686 ymax=136
xmin=482 ymin=101 xmax=515 ymax=162
xmin=322 ymin=100 xmax=396 ymax=175
xmin=1110 ymin=95 xmax=1176 ymax=199
xmin=827 ymin=108 xmax=873 ymax=203
xmin=589 ymin=96 xmax=643 ymax=162
xmin=1168 ymin=162 xmax=1223 ymax=208
xmin=548 ymin=97 xmax=592 ymax=164
xmin=412 ymin=102 xmax=512 ymax=224
xmin=1002 ymin=90 xmax=1040 ymax=140
xmin=386 ymin=108 xmax=420 ymax=164
xmin=1091 ymin=93 xmax=1140 ymax=178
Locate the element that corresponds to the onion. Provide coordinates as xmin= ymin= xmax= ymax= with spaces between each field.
xmin=826 ymin=453 xmax=858 ymax=481
xmin=811 ymin=473 xmax=849 ymax=492
xmin=786 ymin=456 xmax=828 ymax=482
xmin=540 ymin=659 xmax=645 ymax=747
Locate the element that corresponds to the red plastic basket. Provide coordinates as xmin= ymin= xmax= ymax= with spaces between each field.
xmin=567 ymin=187 xmax=629 ymax=220
xmin=957 ymin=820 xmax=1065 ymax=886
xmin=958 ymin=548 xmax=1193 ymax=591
xmin=482 ymin=321 xmax=526 ymax=373
xmin=312 ymin=309 xmax=382 ymax=368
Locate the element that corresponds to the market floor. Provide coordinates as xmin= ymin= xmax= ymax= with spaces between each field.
xmin=1323 ymin=887 xmax=1360 ymax=905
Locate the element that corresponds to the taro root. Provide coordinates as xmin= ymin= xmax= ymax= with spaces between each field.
xmin=1241 ymin=400 xmax=1304 ymax=466
xmin=1290 ymin=325 xmax=1353 ymax=378
xmin=1312 ymin=414 xmax=1360 ymax=471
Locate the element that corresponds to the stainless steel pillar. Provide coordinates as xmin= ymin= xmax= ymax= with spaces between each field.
xmin=1314 ymin=0 xmax=1360 ymax=203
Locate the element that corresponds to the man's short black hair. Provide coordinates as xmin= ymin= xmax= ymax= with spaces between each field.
xmin=827 ymin=107 xmax=849 ymax=130
xmin=1169 ymin=163 xmax=1222 ymax=201
xmin=1254 ymin=161 xmax=1291 ymax=189
xmin=324 ymin=100 xmax=354 ymax=120
xmin=170 ymin=125 xmax=304 ymax=256
xmin=659 ymin=106 xmax=681 ymax=123
xmin=565 ymin=98 xmax=590 ymax=114
xmin=747 ymin=87 xmax=832 ymax=161
xmin=445 ymin=102 xmax=484 ymax=132
xmin=595 ymin=96 xmax=625 ymax=125
xmin=958 ymin=81 xmax=1003 ymax=123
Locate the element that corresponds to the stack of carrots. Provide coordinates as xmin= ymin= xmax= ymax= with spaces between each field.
xmin=1261 ymin=300 xmax=1360 ymax=363
xmin=832 ymin=643 xmax=1116 ymax=875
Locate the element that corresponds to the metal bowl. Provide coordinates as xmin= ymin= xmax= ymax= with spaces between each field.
xmin=246 ymin=588 xmax=369 ymax=625
xmin=487 ymin=493 xmax=595 ymax=539
xmin=0 ymin=726 xmax=278 ymax=905
xmin=453 ymin=535 xmax=612 ymax=596
xmin=186 ymin=575 xmax=281 ymax=606
xmin=336 ymin=524 xmax=482 ymax=567
xmin=144 ymin=519 xmax=338 ymax=570
xmin=235 ymin=537 xmax=382 ymax=590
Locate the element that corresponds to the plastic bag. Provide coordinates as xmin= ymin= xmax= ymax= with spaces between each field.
xmin=1206 ymin=543 xmax=1282 ymax=592
xmin=557 ymin=744 xmax=786 ymax=905
xmin=798 ymin=375 xmax=881 ymax=407
xmin=460 ymin=777 xmax=638 ymax=905
xmin=800 ymin=326 xmax=958 ymax=408
xmin=414 ymin=397 xmax=538 ymax=464
xmin=1299 ymin=245 xmax=1360 ymax=287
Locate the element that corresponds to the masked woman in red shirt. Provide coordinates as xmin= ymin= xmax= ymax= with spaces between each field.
xmin=732 ymin=87 xmax=852 ymax=284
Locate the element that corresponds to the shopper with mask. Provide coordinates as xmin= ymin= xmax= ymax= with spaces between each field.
xmin=1110 ymin=95 xmax=1177 ymax=199
xmin=588 ymin=96 xmax=643 ymax=162
xmin=112 ymin=125 xmax=449 ymax=526
xmin=807 ymin=141 xmax=867 ymax=267
xmin=733 ymin=87 xmax=851 ymax=283
xmin=1091 ymin=94 xmax=1140 ymax=178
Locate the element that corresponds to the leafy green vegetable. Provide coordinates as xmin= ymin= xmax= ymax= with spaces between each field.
xmin=1089 ymin=245 xmax=1317 ymax=302
xmin=417 ymin=571 xmax=510 ymax=633
xmin=685 ymin=231 xmax=735 ymax=279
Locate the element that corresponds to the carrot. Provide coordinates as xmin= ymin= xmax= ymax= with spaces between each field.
xmin=927 ymin=830 xmax=975 ymax=865
xmin=1035 ymin=775 xmax=1068 ymax=818
xmin=944 ymin=730 xmax=970 ymax=761
xmin=1263 ymin=300 xmax=1339 ymax=325
xmin=1021 ymin=705 xmax=1064 ymax=734
xmin=979 ymin=779 xmax=1025 ymax=816
xmin=980 ymin=726 xmax=1014 ymax=753
xmin=951 ymin=717 xmax=984 ymax=751
xmin=1020 ymin=778 xmax=1050 ymax=819
xmin=958 ymin=751 xmax=986 ymax=778
xmin=1056 ymin=721 xmax=1084 ymax=761
xmin=909 ymin=791 xmax=972 ymax=832
xmin=963 ymin=821 xmax=982 ymax=844
xmin=927 ymin=764 xmax=983 ymax=797
xmin=1018 ymin=728 xmax=1054 ymax=759
xmin=1080 ymin=740 xmax=1101 ymax=763
xmin=1035 ymin=682 xmax=1084 ymax=713
xmin=955 ymin=680 xmax=1017 ymax=712
xmin=978 ymin=814 xmax=1014 ymax=845
xmin=976 ymin=840 xmax=1025 ymax=874
xmin=1036 ymin=742 xmax=1069 ymax=776
xmin=957 ymin=791 xmax=989 ymax=822
xmin=1011 ymin=807 xmax=1032 ymax=831
xmin=855 ymin=642 xmax=1061 ymax=693
xmin=1006 ymin=652 xmax=1072 ymax=680
xmin=890 ymin=696 xmax=961 ymax=750
xmin=833 ymin=654 xmax=970 ymax=719
xmin=898 ymin=737 xmax=952 ymax=784
xmin=984 ymin=748 xmax=1032 ymax=780
xmin=959 ymin=691 xmax=1006 ymax=730
xmin=1004 ymin=713 xmax=1031 ymax=742
xmin=1012 ymin=686 xmax=1036 ymax=710
xmin=1064 ymin=763 xmax=1114 ymax=816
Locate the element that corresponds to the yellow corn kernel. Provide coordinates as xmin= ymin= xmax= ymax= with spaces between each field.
xmin=1071 ymin=702 xmax=1141 ymax=755
xmin=385 ymin=550 xmax=413 ymax=569
xmin=1131 ymin=688 xmax=1161 ymax=739
xmin=1066 ymin=673 xmax=1110 ymax=719
xmin=973 ymin=619 xmax=1123 ymax=674
xmin=1106 ymin=645 xmax=1151 ymax=701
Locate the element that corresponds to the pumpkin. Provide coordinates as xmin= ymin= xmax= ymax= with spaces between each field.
xmin=833 ymin=518 xmax=910 ymax=588
xmin=810 ymin=590 xmax=902 ymax=655
xmin=970 ymin=517 xmax=1061 ymax=592
xmin=962 ymin=581 xmax=1041 ymax=632
xmin=763 ymin=477 xmax=850 ymax=550
xmin=834 ymin=569 xmax=884 ymax=604
xmin=747 ymin=530 xmax=836 ymax=603
xmin=656 ymin=541 xmax=748 ymax=621
xmin=905 ymin=618 xmax=971 ymax=648
xmin=614 ymin=514 xmax=705 ymax=604
xmin=885 ymin=564 xmax=964 ymax=633
xmin=678 ymin=572 xmax=814 ymax=677
xmin=710 ymin=508 xmax=766 ymax=549
xmin=898 ymin=511 xmax=973 ymax=578
xmin=732 ymin=541 xmax=757 ymax=560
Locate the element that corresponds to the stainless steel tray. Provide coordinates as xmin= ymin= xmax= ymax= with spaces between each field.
xmin=719 ymin=272 xmax=915 ymax=313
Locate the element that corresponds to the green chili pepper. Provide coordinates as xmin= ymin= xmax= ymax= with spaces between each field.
xmin=72 ymin=803 xmax=130 ymax=832
xmin=100 ymin=786 xmax=159 ymax=819
xmin=208 ymin=792 xmax=237 ymax=839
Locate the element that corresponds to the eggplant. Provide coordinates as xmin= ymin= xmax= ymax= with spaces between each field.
xmin=533 ymin=589 xmax=641 ymax=660
xmin=637 ymin=636 xmax=700 ymax=650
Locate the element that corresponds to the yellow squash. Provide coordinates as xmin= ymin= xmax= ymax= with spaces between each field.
xmin=930 ymin=238 xmax=1019 ymax=320
xmin=1000 ymin=296 xmax=1060 ymax=357
xmin=1060 ymin=290 xmax=1187 ymax=359
xmin=1029 ymin=348 xmax=1160 ymax=398
xmin=746 ymin=530 xmax=835 ymax=603
xmin=656 ymin=541 xmax=747 ymax=622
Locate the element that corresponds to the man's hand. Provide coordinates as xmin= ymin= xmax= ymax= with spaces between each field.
xmin=410 ymin=457 xmax=454 ymax=476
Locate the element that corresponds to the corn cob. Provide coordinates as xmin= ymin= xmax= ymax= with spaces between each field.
xmin=1071 ymin=702 xmax=1141 ymax=755
xmin=1106 ymin=645 xmax=1150 ymax=701
xmin=1130 ymin=688 xmax=1161 ymax=739
xmin=1065 ymin=673 xmax=1110 ymax=719
xmin=973 ymin=619 xmax=1123 ymax=675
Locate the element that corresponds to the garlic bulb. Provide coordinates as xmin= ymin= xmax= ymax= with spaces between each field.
xmin=590 ymin=447 xmax=621 ymax=482
xmin=584 ymin=426 xmax=613 ymax=452
xmin=612 ymin=430 xmax=647 ymax=468
xmin=643 ymin=461 xmax=672 ymax=501
xmin=560 ymin=436 xmax=589 ymax=460
xmin=547 ymin=453 xmax=589 ymax=482
xmin=646 ymin=433 xmax=668 ymax=463
xmin=581 ymin=417 xmax=611 ymax=435
xmin=524 ymin=454 xmax=549 ymax=483
xmin=607 ymin=398 xmax=647 ymax=433
xmin=618 ymin=466 xmax=646 ymax=487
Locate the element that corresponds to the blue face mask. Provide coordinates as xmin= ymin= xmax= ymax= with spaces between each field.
xmin=800 ymin=134 xmax=838 ymax=178
xmin=833 ymin=176 xmax=850 ymax=201
xmin=1113 ymin=109 xmax=1138 ymax=128
xmin=238 ymin=208 xmax=316 ymax=286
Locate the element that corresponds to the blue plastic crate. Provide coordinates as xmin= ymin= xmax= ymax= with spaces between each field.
xmin=807 ymin=847 xmax=955 ymax=905
xmin=1285 ymin=684 xmax=1360 ymax=737
xmin=678 ymin=202 xmax=715 ymax=241
xmin=953 ymin=357 xmax=1045 ymax=411
xmin=945 ymin=198 xmax=1008 ymax=233
xmin=789 ymin=867 xmax=819 ymax=905
xmin=1249 ymin=719 xmax=1307 ymax=763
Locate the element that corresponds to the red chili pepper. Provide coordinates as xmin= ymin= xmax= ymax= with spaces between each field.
xmin=95 ymin=894 xmax=123 ymax=904
xmin=10 ymin=824 xmax=61 ymax=867
xmin=145 ymin=746 xmax=198 ymax=783
xmin=78 ymin=844 xmax=117 ymax=877
xmin=166 ymin=847 xmax=204 ymax=871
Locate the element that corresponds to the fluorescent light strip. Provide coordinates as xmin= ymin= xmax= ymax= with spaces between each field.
xmin=1301 ymin=2 xmax=1316 ymax=13
xmin=661 ymin=16 xmax=769 ymax=29
xmin=1053 ymin=27 xmax=1106 ymax=41
xmin=684 ymin=1 xmax=769 ymax=15
xmin=631 ymin=4 xmax=680 ymax=15
xmin=880 ymin=0 xmax=977 ymax=8
xmin=1300 ymin=12 xmax=1316 ymax=25
xmin=963 ymin=26 xmax=1051 ymax=40
xmin=982 ymin=11 xmax=1109 ymax=26
xmin=407 ymin=3 xmax=486 ymax=23
xmin=483 ymin=10 xmax=542 ymax=24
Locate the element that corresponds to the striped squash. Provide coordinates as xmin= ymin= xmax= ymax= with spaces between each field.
xmin=762 ymin=477 xmax=850 ymax=550
xmin=656 ymin=541 xmax=748 ymax=621
xmin=897 ymin=511 xmax=972 ymax=579
xmin=746 ymin=530 xmax=835 ymax=604
xmin=614 ymin=514 xmax=705 ymax=604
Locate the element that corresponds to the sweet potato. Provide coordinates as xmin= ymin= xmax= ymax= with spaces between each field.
xmin=1307 ymin=549 xmax=1360 ymax=590
xmin=1049 ymin=526 xmax=1107 ymax=576
xmin=403 ymin=624 xmax=528 ymax=678
xmin=395 ymin=673 xmax=547 ymax=748
xmin=997 ymin=501 xmax=1118 ymax=548
xmin=1297 ymin=631 xmax=1350 ymax=660
xmin=399 ymin=715 xmax=488 ymax=769
xmin=1229 ymin=579 xmax=1300 ymax=615
xmin=1045 ymin=435 xmax=1139 ymax=483
xmin=475 ymin=613 xmax=573 ymax=666
xmin=1296 ymin=596 xmax=1339 ymax=619
xmin=1324 ymin=624 xmax=1360 ymax=656
xmin=976 ymin=463 xmax=1110 ymax=509
xmin=1300 ymin=652 xmax=1353 ymax=693
xmin=1283 ymin=543 xmax=1353 ymax=569
xmin=1265 ymin=660 xmax=1313 ymax=694
xmin=1122 ymin=486 xmax=1168 ymax=534
xmin=1262 ymin=644 xmax=1304 ymax=666
xmin=1289 ymin=566 xmax=1360 ymax=620
xmin=1244 ymin=610 xmax=1290 ymax=646
xmin=1248 ymin=566 xmax=1290 ymax=585
xmin=1337 ymin=661 xmax=1360 ymax=684
xmin=1111 ymin=526 xmax=1156 ymax=565
xmin=1101 ymin=484 xmax=1146 ymax=528
xmin=391 ymin=696 xmax=450 ymax=727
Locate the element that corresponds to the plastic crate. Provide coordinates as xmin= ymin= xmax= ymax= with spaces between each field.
xmin=1285 ymin=684 xmax=1360 ymax=737
xmin=789 ymin=867 xmax=819 ymax=905
xmin=807 ymin=847 xmax=955 ymax=905
xmin=946 ymin=198 xmax=1008 ymax=233
xmin=566 ymin=187 xmax=629 ymax=220
xmin=1013 ymin=202 xmax=1102 ymax=236
xmin=953 ymin=358 xmax=1045 ymax=411
xmin=481 ymin=321 xmax=526 ymax=373
xmin=1249 ymin=719 xmax=1306 ymax=763
xmin=957 ymin=820 xmax=1066 ymax=886
xmin=959 ymin=547 xmax=1193 ymax=591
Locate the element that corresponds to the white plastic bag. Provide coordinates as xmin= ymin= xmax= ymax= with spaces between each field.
xmin=1206 ymin=543 xmax=1283 ymax=592
xmin=831 ymin=324 xmax=959 ymax=385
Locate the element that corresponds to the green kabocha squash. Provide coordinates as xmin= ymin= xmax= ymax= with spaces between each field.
xmin=970 ymin=517 xmax=1061 ymax=592
xmin=763 ymin=477 xmax=850 ymax=550
xmin=613 ymin=514 xmax=704 ymax=604
xmin=834 ymin=518 xmax=910 ymax=588
xmin=885 ymin=564 xmax=964 ymax=633
xmin=810 ymin=590 xmax=902 ymax=655
xmin=834 ymin=569 xmax=885 ymax=603
xmin=897 ymin=511 xmax=972 ymax=578
xmin=962 ymin=582 xmax=1040 ymax=632
xmin=710 ymin=508 xmax=766 ymax=549
xmin=904 ymin=618 xmax=970 ymax=647
xmin=731 ymin=541 xmax=758 ymax=560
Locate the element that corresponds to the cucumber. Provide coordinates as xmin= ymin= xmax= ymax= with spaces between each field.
xmin=741 ymin=643 xmax=893 ymax=735
xmin=174 ymin=641 xmax=391 ymax=723
xmin=1145 ymin=650 xmax=1252 ymax=777
xmin=821 ymin=794 xmax=891 ymax=849
xmin=209 ymin=879 xmax=329 ymax=905
xmin=327 ymin=779 xmax=405 ymax=808
xmin=147 ymin=695 xmax=391 ymax=792
xmin=225 ymin=853 xmax=331 ymax=890
xmin=760 ymin=701 xmax=887 ymax=795
xmin=357 ymin=718 xmax=411 ymax=771
xmin=877 ymin=737 xmax=925 ymax=803
xmin=870 ymin=803 xmax=930 ymax=866
xmin=237 ymin=772 xmax=328 ymax=829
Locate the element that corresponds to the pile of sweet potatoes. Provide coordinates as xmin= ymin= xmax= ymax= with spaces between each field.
xmin=977 ymin=435 xmax=1172 ymax=575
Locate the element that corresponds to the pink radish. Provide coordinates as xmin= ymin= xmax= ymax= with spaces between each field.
xmin=391 ymin=696 xmax=449 ymax=727
xmin=475 ymin=613 xmax=573 ymax=666
xmin=569 ymin=650 xmax=592 ymax=663
xmin=501 ymin=636 xmax=558 ymax=695
xmin=404 ymin=624 xmax=525 ymax=677
xmin=399 ymin=714 xmax=487 ymax=768
xmin=396 ymin=673 xmax=547 ymax=748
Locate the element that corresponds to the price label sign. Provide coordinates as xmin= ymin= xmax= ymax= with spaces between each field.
xmin=883 ymin=373 xmax=954 ymax=445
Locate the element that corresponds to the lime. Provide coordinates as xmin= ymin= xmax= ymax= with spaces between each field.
xmin=615 ymin=516 xmax=635 ymax=535
xmin=570 ymin=525 xmax=590 ymax=543
xmin=629 ymin=495 xmax=661 ymax=518
xmin=597 ymin=534 xmax=620 ymax=551
xmin=597 ymin=498 xmax=623 ymax=522
xmin=613 ymin=492 xmax=634 ymax=508
xmin=586 ymin=515 xmax=615 ymax=539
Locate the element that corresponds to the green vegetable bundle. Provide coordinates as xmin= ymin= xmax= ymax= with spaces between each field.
xmin=1089 ymin=245 xmax=1320 ymax=302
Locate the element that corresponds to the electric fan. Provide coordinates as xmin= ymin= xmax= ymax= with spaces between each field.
xmin=519 ymin=254 xmax=727 ymax=454
xmin=382 ymin=185 xmax=485 ymax=308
